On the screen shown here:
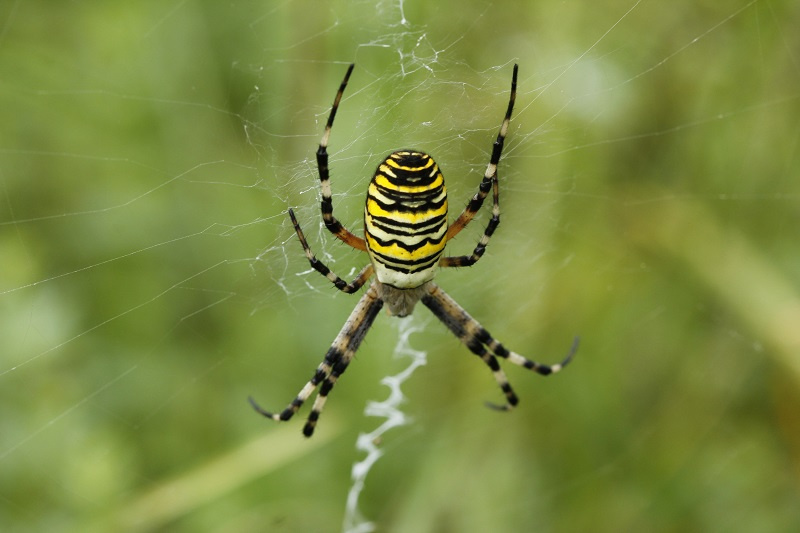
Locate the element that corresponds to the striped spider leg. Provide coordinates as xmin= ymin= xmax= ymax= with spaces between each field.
xmin=441 ymin=63 xmax=518 ymax=266
xmin=421 ymin=283 xmax=578 ymax=411
xmin=249 ymin=284 xmax=384 ymax=438
xmin=315 ymin=63 xmax=367 ymax=252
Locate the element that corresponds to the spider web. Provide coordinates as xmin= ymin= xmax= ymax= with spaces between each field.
xmin=2 ymin=0 xmax=800 ymax=531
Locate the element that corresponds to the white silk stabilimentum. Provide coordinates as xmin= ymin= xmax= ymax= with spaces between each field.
xmin=342 ymin=316 xmax=427 ymax=533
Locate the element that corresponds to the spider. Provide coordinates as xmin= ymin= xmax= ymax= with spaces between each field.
xmin=250 ymin=63 xmax=578 ymax=437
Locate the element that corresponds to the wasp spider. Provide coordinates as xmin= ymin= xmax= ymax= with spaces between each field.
xmin=250 ymin=64 xmax=578 ymax=437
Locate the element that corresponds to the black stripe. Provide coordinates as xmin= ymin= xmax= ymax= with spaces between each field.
xmin=389 ymin=150 xmax=431 ymax=165
xmin=367 ymin=231 xmax=446 ymax=253
xmin=373 ymin=182 xmax=444 ymax=202
xmin=367 ymin=194 xmax=446 ymax=214
xmin=368 ymin=248 xmax=442 ymax=271
xmin=377 ymin=168 xmax=441 ymax=187
xmin=369 ymin=215 xmax=446 ymax=237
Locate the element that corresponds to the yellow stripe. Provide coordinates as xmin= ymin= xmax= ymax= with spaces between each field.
xmin=379 ymin=164 xmax=397 ymax=178
xmin=365 ymin=233 xmax=445 ymax=262
xmin=366 ymin=193 xmax=447 ymax=224
xmin=386 ymin=155 xmax=434 ymax=172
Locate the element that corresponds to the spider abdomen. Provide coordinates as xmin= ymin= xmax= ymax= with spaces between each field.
xmin=364 ymin=151 xmax=448 ymax=289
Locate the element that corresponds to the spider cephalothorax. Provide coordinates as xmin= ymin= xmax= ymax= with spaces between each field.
xmin=249 ymin=64 xmax=578 ymax=437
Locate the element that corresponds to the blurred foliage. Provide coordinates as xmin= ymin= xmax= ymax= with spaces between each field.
xmin=1 ymin=0 xmax=799 ymax=532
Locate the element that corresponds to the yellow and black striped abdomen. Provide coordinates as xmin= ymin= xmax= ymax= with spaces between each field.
xmin=364 ymin=151 xmax=448 ymax=288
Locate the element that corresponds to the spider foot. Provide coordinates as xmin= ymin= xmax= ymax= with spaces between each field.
xmin=302 ymin=411 xmax=320 ymax=437
xmin=517 ymin=335 xmax=580 ymax=375
xmin=248 ymin=396 xmax=287 ymax=422
xmin=484 ymin=400 xmax=515 ymax=411
xmin=485 ymin=383 xmax=519 ymax=411
xmin=556 ymin=336 xmax=580 ymax=370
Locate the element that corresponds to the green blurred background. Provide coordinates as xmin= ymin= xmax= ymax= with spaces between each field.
xmin=2 ymin=0 xmax=799 ymax=531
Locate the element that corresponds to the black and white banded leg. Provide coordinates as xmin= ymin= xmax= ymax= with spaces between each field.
xmin=288 ymin=208 xmax=373 ymax=293
xmin=421 ymin=282 xmax=578 ymax=410
xmin=439 ymin=174 xmax=501 ymax=269
xmin=315 ymin=63 xmax=367 ymax=252
xmin=443 ymin=63 xmax=517 ymax=254
xmin=250 ymin=283 xmax=384 ymax=437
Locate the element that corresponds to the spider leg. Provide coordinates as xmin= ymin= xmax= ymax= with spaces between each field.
xmin=443 ymin=63 xmax=517 ymax=252
xmin=439 ymin=173 xmax=499 ymax=268
xmin=250 ymin=283 xmax=384 ymax=437
xmin=288 ymin=208 xmax=373 ymax=293
xmin=421 ymin=282 xmax=576 ymax=410
xmin=316 ymin=63 xmax=367 ymax=252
